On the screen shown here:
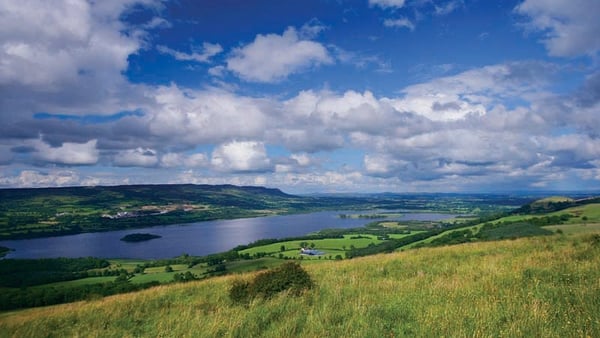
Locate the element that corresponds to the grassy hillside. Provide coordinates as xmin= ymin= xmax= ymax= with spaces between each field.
xmin=404 ymin=202 xmax=600 ymax=249
xmin=1 ymin=232 xmax=598 ymax=337
xmin=512 ymin=195 xmax=600 ymax=215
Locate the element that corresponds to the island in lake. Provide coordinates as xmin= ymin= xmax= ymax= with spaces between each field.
xmin=120 ymin=233 xmax=162 ymax=242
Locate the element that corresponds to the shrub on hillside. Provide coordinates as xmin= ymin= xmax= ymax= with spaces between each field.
xmin=229 ymin=279 xmax=252 ymax=305
xmin=229 ymin=262 xmax=313 ymax=305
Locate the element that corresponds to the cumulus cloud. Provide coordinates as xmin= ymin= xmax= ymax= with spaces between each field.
xmin=0 ymin=0 xmax=157 ymax=122
xmin=275 ymin=153 xmax=317 ymax=173
xmin=283 ymin=89 xmax=396 ymax=134
xmin=290 ymin=153 xmax=313 ymax=167
xmin=226 ymin=26 xmax=333 ymax=82
xmin=515 ymin=0 xmax=600 ymax=57
xmin=267 ymin=89 xmax=400 ymax=152
xmin=0 ymin=170 xmax=84 ymax=188
xmin=157 ymin=42 xmax=223 ymax=63
xmin=387 ymin=61 xmax=558 ymax=121
xmin=0 ymin=0 xmax=148 ymax=89
xmin=364 ymin=154 xmax=410 ymax=176
xmin=114 ymin=147 xmax=158 ymax=167
xmin=31 ymin=139 xmax=99 ymax=165
xmin=160 ymin=152 xmax=208 ymax=168
xmin=211 ymin=141 xmax=272 ymax=173
xmin=147 ymin=85 xmax=269 ymax=145
xmin=0 ymin=0 xmax=93 ymax=88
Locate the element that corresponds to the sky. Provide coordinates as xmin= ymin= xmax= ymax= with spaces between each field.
xmin=0 ymin=0 xmax=599 ymax=194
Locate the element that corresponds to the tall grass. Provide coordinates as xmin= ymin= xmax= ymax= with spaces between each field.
xmin=1 ymin=232 xmax=599 ymax=337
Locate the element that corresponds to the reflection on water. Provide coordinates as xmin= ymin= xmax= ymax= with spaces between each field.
xmin=0 ymin=211 xmax=455 ymax=259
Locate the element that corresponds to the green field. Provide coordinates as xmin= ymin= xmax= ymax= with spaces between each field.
xmin=238 ymin=232 xmax=423 ymax=260
xmin=403 ymin=203 xmax=600 ymax=249
xmin=1 ymin=231 xmax=598 ymax=337
xmin=29 ymin=276 xmax=117 ymax=289
xmin=489 ymin=203 xmax=600 ymax=225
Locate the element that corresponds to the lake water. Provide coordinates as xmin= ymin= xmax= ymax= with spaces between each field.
xmin=0 ymin=211 xmax=454 ymax=259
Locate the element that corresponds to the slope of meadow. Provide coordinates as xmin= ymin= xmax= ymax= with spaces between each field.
xmin=1 ymin=232 xmax=599 ymax=337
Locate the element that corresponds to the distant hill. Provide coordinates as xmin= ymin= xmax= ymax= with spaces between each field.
xmin=0 ymin=184 xmax=295 ymax=207
xmin=512 ymin=195 xmax=600 ymax=215
xmin=0 ymin=184 xmax=342 ymax=239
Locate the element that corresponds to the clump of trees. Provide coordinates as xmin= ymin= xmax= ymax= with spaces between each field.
xmin=0 ymin=279 xmax=160 ymax=311
xmin=0 ymin=257 xmax=110 ymax=287
xmin=229 ymin=262 xmax=313 ymax=305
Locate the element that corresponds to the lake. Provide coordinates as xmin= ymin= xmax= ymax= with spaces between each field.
xmin=0 ymin=211 xmax=454 ymax=259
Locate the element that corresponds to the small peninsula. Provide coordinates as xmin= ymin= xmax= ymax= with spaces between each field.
xmin=120 ymin=233 xmax=162 ymax=242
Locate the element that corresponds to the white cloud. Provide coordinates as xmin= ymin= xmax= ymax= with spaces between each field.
xmin=157 ymin=42 xmax=223 ymax=63
xmin=32 ymin=139 xmax=99 ymax=165
xmin=363 ymin=156 xmax=388 ymax=175
xmin=211 ymin=141 xmax=271 ymax=172
xmin=434 ymin=0 xmax=464 ymax=16
xmin=0 ymin=0 xmax=93 ymax=87
xmin=0 ymin=0 xmax=159 ymax=119
xmin=369 ymin=0 xmax=406 ymax=9
xmin=299 ymin=19 xmax=327 ymax=39
xmin=373 ymin=0 xmax=463 ymax=30
xmin=283 ymin=89 xmax=395 ymax=133
xmin=160 ymin=152 xmax=208 ymax=168
xmin=383 ymin=18 xmax=415 ymax=31
xmin=290 ymin=153 xmax=312 ymax=167
xmin=0 ymin=0 xmax=146 ymax=88
xmin=387 ymin=61 xmax=557 ymax=121
xmin=143 ymin=17 xmax=171 ymax=29
xmin=0 ymin=170 xmax=83 ymax=187
xmin=147 ymin=85 xmax=269 ymax=145
xmin=516 ymin=0 xmax=600 ymax=57
xmin=275 ymin=153 xmax=316 ymax=173
xmin=208 ymin=65 xmax=225 ymax=77
xmin=226 ymin=26 xmax=333 ymax=82
xmin=114 ymin=147 xmax=158 ymax=167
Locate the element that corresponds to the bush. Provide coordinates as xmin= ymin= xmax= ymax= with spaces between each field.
xmin=229 ymin=262 xmax=313 ymax=305
xmin=229 ymin=280 xmax=252 ymax=305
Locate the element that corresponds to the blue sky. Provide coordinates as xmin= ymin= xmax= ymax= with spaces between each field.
xmin=0 ymin=0 xmax=599 ymax=193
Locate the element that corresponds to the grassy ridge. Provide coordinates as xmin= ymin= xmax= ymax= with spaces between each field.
xmin=403 ymin=202 xmax=600 ymax=249
xmin=1 ymin=232 xmax=598 ymax=337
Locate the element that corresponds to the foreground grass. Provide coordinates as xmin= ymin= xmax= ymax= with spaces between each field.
xmin=545 ymin=222 xmax=600 ymax=235
xmin=1 ymin=232 xmax=599 ymax=337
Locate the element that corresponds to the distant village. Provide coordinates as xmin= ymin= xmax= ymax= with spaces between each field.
xmin=101 ymin=204 xmax=200 ymax=219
